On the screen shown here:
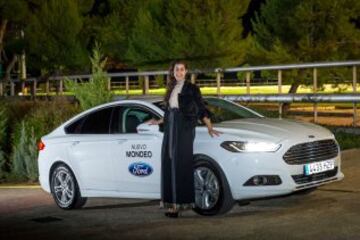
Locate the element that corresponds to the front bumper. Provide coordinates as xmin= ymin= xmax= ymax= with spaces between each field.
xmin=210 ymin=143 xmax=343 ymax=201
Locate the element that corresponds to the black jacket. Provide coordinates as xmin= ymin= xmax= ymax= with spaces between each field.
xmin=163 ymin=81 xmax=210 ymax=129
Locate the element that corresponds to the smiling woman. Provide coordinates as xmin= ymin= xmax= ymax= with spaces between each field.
xmin=148 ymin=60 xmax=223 ymax=218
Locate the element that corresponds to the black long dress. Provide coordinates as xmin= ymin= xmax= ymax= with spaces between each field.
xmin=160 ymin=81 xmax=210 ymax=210
xmin=160 ymin=106 xmax=196 ymax=210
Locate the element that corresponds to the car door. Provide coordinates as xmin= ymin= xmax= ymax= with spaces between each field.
xmin=67 ymin=106 xmax=117 ymax=191
xmin=110 ymin=104 xmax=163 ymax=197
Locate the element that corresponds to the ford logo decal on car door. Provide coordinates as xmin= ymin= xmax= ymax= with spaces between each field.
xmin=128 ymin=162 xmax=153 ymax=177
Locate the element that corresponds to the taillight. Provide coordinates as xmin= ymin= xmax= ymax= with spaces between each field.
xmin=38 ymin=140 xmax=45 ymax=151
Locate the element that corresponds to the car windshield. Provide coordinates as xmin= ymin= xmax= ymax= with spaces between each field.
xmin=153 ymin=97 xmax=262 ymax=124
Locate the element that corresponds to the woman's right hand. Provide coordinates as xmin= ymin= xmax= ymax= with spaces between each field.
xmin=146 ymin=118 xmax=162 ymax=125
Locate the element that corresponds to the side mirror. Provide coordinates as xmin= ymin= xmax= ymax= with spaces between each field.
xmin=136 ymin=122 xmax=160 ymax=134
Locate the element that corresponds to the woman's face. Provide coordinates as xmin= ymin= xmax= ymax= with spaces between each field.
xmin=174 ymin=63 xmax=187 ymax=81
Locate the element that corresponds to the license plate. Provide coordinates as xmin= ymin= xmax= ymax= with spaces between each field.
xmin=304 ymin=160 xmax=335 ymax=176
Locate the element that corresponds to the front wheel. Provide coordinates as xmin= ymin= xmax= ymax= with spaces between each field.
xmin=50 ymin=164 xmax=87 ymax=209
xmin=193 ymin=159 xmax=234 ymax=216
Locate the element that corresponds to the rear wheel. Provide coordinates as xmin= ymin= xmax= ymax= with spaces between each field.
xmin=193 ymin=159 xmax=234 ymax=216
xmin=50 ymin=164 xmax=87 ymax=209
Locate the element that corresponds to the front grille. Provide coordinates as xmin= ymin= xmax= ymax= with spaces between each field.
xmin=283 ymin=139 xmax=338 ymax=165
xmin=292 ymin=167 xmax=338 ymax=184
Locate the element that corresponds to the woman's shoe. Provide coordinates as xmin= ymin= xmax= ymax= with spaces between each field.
xmin=164 ymin=211 xmax=179 ymax=218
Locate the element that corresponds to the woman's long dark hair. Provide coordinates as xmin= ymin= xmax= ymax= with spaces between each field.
xmin=164 ymin=60 xmax=189 ymax=106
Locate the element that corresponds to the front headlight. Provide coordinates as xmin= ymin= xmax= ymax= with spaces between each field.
xmin=220 ymin=141 xmax=281 ymax=152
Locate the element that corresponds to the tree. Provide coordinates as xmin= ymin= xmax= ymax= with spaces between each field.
xmin=0 ymin=0 xmax=30 ymax=83
xmin=248 ymin=0 xmax=360 ymax=91
xmin=25 ymin=0 xmax=94 ymax=76
xmin=65 ymin=44 xmax=113 ymax=111
xmin=88 ymin=0 xmax=145 ymax=64
xmin=126 ymin=0 xmax=251 ymax=69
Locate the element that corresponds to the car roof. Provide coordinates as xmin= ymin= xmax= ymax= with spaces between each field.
xmin=113 ymin=95 xmax=218 ymax=103
xmin=73 ymin=95 xmax=220 ymax=119
xmin=47 ymin=95 xmax=261 ymax=137
xmin=113 ymin=95 xmax=164 ymax=103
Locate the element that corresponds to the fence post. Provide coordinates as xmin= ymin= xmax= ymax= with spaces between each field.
xmin=46 ymin=79 xmax=50 ymax=95
xmin=278 ymin=69 xmax=283 ymax=118
xmin=144 ymin=75 xmax=149 ymax=95
xmin=353 ymin=66 xmax=358 ymax=126
xmin=32 ymin=79 xmax=37 ymax=97
xmin=125 ymin=76 xmax=129 ymax=95
xmin=59 ymin=79 xmax=63 ymax=95
xmin=10 ymin=80 xmax=15 ymax=96
xmin=21 ymin=81 xmax=25 ymax=95
xmin=216 ymin=69 xmax=221 ymax=97
xmin=246 ymin=72 xmax=251 ymax=94
xmin=0 ymin=82 xmax=3 ymax=96
xmin=313 ymin=68 xmax=318 ymax=123
xmin=191 ymin=73 xmax=196 ymax=84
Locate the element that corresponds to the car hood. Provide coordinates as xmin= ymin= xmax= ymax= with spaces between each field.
xmin=212 ymin=118 xmax=333 ymax=143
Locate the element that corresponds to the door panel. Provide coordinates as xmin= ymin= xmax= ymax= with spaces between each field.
xmin=66 ymin=106 xmax=116 ymax=191
xmin=68 ymin=135 xmax=117 ymax=191
xmin=113 ymin=134 xmax=162 ymax=195
xmin=110 ymin=104 xmax=163 ymax=195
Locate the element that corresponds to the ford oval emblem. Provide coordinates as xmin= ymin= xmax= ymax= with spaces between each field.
xmin=128 ymin=162 xmax=153 ymax=177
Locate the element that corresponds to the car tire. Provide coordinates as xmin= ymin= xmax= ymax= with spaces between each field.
xmin=50 ymin=164 xmax=87 ymax=209
xmin=192 ymin=157 xmax=234 ymax=216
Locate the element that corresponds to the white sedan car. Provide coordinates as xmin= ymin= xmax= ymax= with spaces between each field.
xmin=38 ymin=97 xmax=344 ymax=215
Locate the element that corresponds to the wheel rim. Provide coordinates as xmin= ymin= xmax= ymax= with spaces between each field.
xmin=194 ymin=166 xmax=220 ymax=210
xmin=53 ymin=169 xmax=75 ymax=206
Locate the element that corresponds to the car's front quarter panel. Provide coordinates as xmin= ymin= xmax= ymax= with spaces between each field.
xmin=194 ymin=134 xmax=293 ymax=200
xmin=193 ymin=126 xmax=343 ymax=201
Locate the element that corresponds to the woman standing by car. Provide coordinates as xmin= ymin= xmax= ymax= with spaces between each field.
xmin=147 ymin=60 xmax=222 ymax=218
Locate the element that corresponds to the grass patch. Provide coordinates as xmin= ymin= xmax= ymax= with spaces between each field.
xmin=23 ymin=83 xmax=360 ymax=96
xmin=118 ymin=84 xmax=358 ymax=95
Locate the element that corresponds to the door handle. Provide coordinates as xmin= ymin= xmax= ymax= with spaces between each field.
xmin=72 ymin=141 xmax=80 ymax=146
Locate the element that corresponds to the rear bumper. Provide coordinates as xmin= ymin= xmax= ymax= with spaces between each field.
xmin=39 ymin=174 xmax=51 ymax=193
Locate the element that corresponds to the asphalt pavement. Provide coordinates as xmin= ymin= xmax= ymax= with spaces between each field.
xmin=0 ymin=149 xmax=359 ymax=240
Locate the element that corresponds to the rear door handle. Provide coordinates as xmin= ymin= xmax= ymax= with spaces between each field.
xmin=72 ymin=141 xmax=80 ymax=146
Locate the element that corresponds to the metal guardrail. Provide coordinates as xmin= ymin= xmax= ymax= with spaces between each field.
xmin=0 ymin=60 xmax=359 ymax=125
xmin=224 ymin=94 xmax=360 ymax=103
xmin=223 ymin=61 xmax=359 ymax=126
xmin=223 ymin=61 xmax=360 ymax=72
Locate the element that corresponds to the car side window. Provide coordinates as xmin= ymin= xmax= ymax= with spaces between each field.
xmin=65 ymin=117 xmax=85 ymax=134
xmin=111 ymin=105 xmax=160 ymax=134
xmin=81 ymin=107 xmax=113 ymax=134
xmin=65 ymin=107 xmax=113 ymax=134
